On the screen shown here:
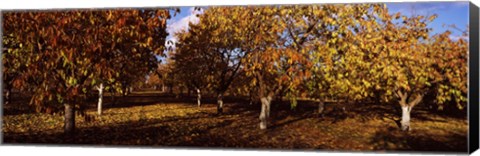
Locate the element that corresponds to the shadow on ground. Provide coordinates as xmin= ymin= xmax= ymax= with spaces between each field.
xmin=2 ymin=93 xmax=468 ymax=152
xmin=370 ymin=127 xmax=467 ymax=153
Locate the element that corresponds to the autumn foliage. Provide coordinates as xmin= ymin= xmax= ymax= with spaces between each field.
xmin=172 ymin=4 xmax=468 ymax=130
xmin=3 ymin=9 xmax=173 ymax=134
xmin=2 ymin=3 xmax=468 ymax=143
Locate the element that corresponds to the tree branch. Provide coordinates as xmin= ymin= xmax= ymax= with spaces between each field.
xmin=409 ymin=93 xmax=424 ymax=108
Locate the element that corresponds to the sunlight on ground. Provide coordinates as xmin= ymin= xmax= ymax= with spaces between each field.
xmin=2 ymin=101 xmax=467 ymax=152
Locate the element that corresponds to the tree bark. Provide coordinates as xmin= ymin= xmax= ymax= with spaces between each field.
xmin=97 ymin=83 xmax=104 ymax=116
xmin=259 ymin=96 xmax=272 ymax=129
xmin=64 ymin=103 xmax=75 ymax=136
xmin=197 ymin=88 xmax=201 ymax=107
xmin=110 ymin=88 xmax=116 ymax=105
xmin=122 ymin=86 xmax=128 ymax=96
xmin=217 ymin=92 xmax=224 ymax=114
xmin=318 ymin=100 xmax=325 ymax=114
xmin=5 ymin=88 xmax=11 ymax=105
xmin=400 ymin=105 xmax=412 ymax=131
xmin=248 ymin=91 xmax=255 ymax=105
xmin=249 ymin=96 xmax=254 ymax=105
xmin=396 ymin=91 xmax=423 ymax=131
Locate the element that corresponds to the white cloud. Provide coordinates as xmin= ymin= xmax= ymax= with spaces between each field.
xmin=163 ymin=7 xmax=204 ymax=57
xmin=166 ymin=7 xmax=204 ymax=42
xmin=164 ymin=7 xmax=204 ymax=52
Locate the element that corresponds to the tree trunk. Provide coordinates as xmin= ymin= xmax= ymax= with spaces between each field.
xmin=249 ymin=91 xmax=254 ymax=105
xmin=318 ymin=100 xmax=325 ymax=114
xmin=110 ymin=88 xmax=116 ymax=105
xmin=97 ymin=83 xmax=104 ymax=116
xmin=122 ymin=86 xmax=128 ymax=96
xmin=197 ymin=88 xmax=201 ymax=107
xmin=259 ymin=96 xmax=272 ymax=129
xmin=396 ymin=91 xmax=423 ymax=131
xmin=400 ymin=105 xmax=412 ymax=131
xmin=249 ymin=96 xmax=254 ymax=105
xmin=217 ymin=92 xmax=224 ymax=114
xmin=64 ymin=103 xmax=75 ymax=136
xmin=5 ymin=88 xmax=11 ymax=105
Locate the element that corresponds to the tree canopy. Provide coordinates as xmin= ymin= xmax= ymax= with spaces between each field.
xmin=3 ymin=9 xmax=173 ymax=134
xmin=171 ymin=4 xmax=468 ymax=130
xmin=3 ymin=4 xmax=468 ymax=133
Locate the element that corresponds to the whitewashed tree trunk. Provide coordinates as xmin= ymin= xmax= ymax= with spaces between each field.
xmin=396 ymin=91 xmax=423 ymax=131
xmin=217 ymin=93 xmax=224 ymax=113
xmin=197 ymin=88 xmax=201 ymax=107
xmin=318 ymin=101 xmax=325 ymax=114
xmin=97 ymin=83 xmax=104 ymax=115
xmin=400 ymin=106 xmax=412 ymax=131
xmin=259 ymin=96 xmax=272 ymax=130
xmin=5 ymin=89 xmax=11 ymax=105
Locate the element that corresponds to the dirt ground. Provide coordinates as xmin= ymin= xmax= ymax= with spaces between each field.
xmin=2 ymin=92 xmax=468 ymax=153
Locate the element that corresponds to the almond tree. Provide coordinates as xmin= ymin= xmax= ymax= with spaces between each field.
xmin=321 ymin=6 xmax=437 ymax=131
xmin=172 ymin=30 xmax=211 ymax=107
xmin=2 ymin=31 xmax=34 ymax=105
xmin=155 ymin=62 xmax=176 ymax=94
xmin=146 ymin=71 xmax=163 ymax=90
xmin=241 ymin=6 xmax=296 ymax=129
xmin=247 ymin=4 xmax=381 ymax=129
xmin=290 ymin=4 xmax=467 ymax=131
xmin=368 ymin=11 xmax=438 ymax=131
xmin=348 ymin=6 xmax=467 ymax=131
xmin=2 ymin=9 xmax=171 ymax=135
xmin=429 ymin=30 xmax=468 ymax=111
xmin=174 ymin=7 xmax=256 ymax=114
xmin=91 ymin=9 xmax=172 ymax=115
xmin=5 ymin=11 xmax=101 ymax=135
xmin=284 ymin=4 xmax=380 ymax=114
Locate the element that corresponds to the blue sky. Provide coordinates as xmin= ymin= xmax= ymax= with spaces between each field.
xmin=160 ymin=1 xmax=470 ymax=61
xmin=166 ymin=2 xmax=469 ymax=41
xmin=166 ymin=7 xmax=203 ymax=43
xmin=386 ymin=1 xmax=469 ymax=40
